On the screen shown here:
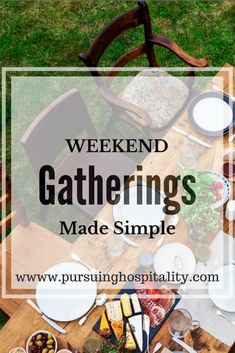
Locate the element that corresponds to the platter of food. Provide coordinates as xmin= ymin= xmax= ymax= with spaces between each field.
xmin=93 ymin=281 xmax=180 ymax=352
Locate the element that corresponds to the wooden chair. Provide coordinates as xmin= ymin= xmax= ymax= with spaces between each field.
xmin=21 ymin=88 xmax=136 ymax=219
xmin=79 ymin=0 xmax=208 ymax=136
xmin=0 ymin=163 xmax=29 ymax=317
xmin=0 ymin=163 xmax=29 ymax=240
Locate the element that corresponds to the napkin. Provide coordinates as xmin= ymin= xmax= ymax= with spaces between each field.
xmin=176 ymin=232 xmax=235 ymax=346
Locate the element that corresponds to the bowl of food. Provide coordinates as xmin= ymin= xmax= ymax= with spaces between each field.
xmin=26 ymin=330 xmax=57 ymax=353
xmin=9 ymin=348 xmax=26 ymax=353
xmin=181 ymin=169 xmax=231 ymax=209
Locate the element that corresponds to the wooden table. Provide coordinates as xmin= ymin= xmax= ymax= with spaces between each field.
xmin=0 ymin=65 xmax=234 ymax=353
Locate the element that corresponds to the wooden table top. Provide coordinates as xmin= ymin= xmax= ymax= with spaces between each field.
xmin=0 ymin=65 xmax=234 ymax=353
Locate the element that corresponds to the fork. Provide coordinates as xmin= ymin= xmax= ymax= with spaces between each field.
xmin=70 ymin=252 xmax=98 ymax=273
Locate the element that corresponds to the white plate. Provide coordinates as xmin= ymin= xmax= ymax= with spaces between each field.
xmin=188 ymin=92 xmax=234 ymax=136
xmin=36 ymin=262 xmax=97 ymax=321
xmin=154 ymin=243 xmax=196 ymax=283
xmin=193 ymin=97 xmax=233 ymax=132
xmin=208 ymin=265 xmax=235 ymax=312
xmin=113 ymin=184 xmax=165 ymax=233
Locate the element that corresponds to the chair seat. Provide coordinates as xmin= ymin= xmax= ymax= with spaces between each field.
xmin=119 ymin=69 xmax=189 ymax=129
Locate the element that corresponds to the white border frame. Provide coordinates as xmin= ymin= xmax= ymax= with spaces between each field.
xmin=1 ymin=66 xmax=234 ymax=299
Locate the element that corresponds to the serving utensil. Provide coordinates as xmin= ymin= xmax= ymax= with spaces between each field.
xmin=27 ymin=299 xmax=66 ymax=334
xmin=216 ymin=309 xmax=235 ymax=325
xmin=78 ymin=293 xmax=107 ymax=326
xmin=70 ymin=252 xmax=97 ymax=273
xmin=172 ymin=336 xmax=197 ymax=353
xmin=99 ymin=218 xmax=138 ymax=248
xmin=172 ymin=126 xmax=211 ymax=148
xmin=143 ymin=314 xmax=150 ymax=353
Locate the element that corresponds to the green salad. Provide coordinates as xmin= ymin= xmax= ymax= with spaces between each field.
xmin=180 ymin=169 xmax=223 ymax=237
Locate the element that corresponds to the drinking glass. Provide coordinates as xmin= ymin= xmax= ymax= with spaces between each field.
xmin=178 ymin=137 xmax=198 ymax=169
xmin=138 ymin=251 xmax=154 ymax=268
xmin=106 ymin=235 xmax=125 ymax=257
xmin=169 ymin=308 xmax=200 ymax=338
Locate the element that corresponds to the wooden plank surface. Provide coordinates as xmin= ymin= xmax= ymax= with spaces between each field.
xmin=0 ymin=222 xmax=73 ymax=317
xmin=0 ymin=65 xmax=234 ymax=353
xmin=0 ymin=302 xmax=67 ymax=352
xmin=63 ymin=66 xmax=234 ymax=352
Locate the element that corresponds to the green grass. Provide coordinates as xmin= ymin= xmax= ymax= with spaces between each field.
xmin=0 ymin=0 xmax=234 ymax=328
xmin=0 ymin=0 xmax=234 ymax=69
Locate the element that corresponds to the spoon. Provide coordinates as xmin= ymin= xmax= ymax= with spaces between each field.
xmin=78 ymin=293 xmax=107 ymax=326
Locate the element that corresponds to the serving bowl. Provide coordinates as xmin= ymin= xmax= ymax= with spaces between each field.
xmin=26 ymin=330 xmax=57 ymax=353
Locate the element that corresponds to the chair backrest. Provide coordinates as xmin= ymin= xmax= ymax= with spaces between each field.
xmin=79 ymin=0 xmax=157 ymax=76
xmin=0 ymin=162 xmax=29 ymax=235
xmin=21 ymin=88 xmax=97 ymax=171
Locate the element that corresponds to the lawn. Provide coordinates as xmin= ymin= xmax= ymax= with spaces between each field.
xmin=0 ymin=0 xmax=234 ymax=327
xmin=0 ymin=0 xmax=234 ymax=69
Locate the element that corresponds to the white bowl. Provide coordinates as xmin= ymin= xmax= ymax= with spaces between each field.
xmin=26 ymin=330 xmax=57 ymax=353
xmin=9 ymin=348 xmax=26 ymax=353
